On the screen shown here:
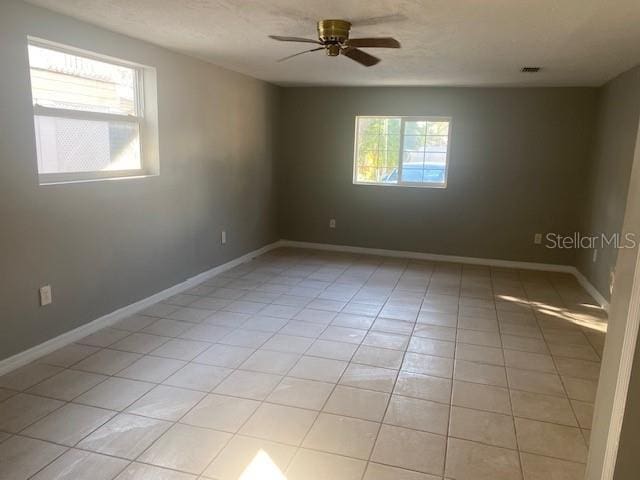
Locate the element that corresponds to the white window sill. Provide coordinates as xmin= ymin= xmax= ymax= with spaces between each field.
xmin=39 ymin=173 xmax=158 ymax=186
xmin=353 ymin=181 xmax=448 ymax=189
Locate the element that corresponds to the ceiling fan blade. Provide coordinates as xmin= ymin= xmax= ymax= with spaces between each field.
xmin=341 ymin=47 xmax=380 ymax=67
xmin=349 ymin=14 xmax=407 ymax=27
xmin=277 ymin=47 xmax=324 ymax=63
xmin=346 ymin=37 xmax=401 ymax=48
xmin=269 ymin=35 xmax=321 ymax=44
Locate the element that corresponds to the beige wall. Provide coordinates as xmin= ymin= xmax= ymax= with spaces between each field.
xmin=0 ymin=0 xmax=280 ymax=361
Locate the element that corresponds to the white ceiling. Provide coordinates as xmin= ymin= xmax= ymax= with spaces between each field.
xmin=25 ymin=0 xmax=640 ymax=86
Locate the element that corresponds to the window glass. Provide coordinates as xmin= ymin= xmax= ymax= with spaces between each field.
xmin=28 ymin=41 xmax=145 ymax=181
xmin=354 ymin=116 xmax=452 ymax=187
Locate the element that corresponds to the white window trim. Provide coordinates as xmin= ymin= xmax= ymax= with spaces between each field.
xmin=352 ymin=115 xmax=453 ymax=189
xmin=28 ymin=37 xmax=157 ymax=185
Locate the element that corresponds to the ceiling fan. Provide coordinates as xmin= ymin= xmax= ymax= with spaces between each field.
xmin=269 ymin=19 xmax=401 ymax=67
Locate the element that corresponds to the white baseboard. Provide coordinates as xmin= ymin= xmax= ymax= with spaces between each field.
xmin=280 ymin=239 xmax=610 ymax=311
xmin=280 ymin=239 xmax=575 ymax=272
xmin=573 ymin=268 xmax=611 ymax=312
xmin=1 ymin=238 xmax=610 ymax=376
xmin=0 ymin=241 xmax=282 ymax=376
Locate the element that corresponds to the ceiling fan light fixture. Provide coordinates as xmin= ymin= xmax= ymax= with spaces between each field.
xmin=326 ymin=44 xmax=341 ymax=56
xmin=317 ymin=19 xmax=352 ymax=43
xmin=269 ymin=18 xmax=400 ymax=67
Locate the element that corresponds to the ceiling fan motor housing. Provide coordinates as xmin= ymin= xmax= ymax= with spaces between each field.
xmin=317 ymin=19 xmax=351 ymax=55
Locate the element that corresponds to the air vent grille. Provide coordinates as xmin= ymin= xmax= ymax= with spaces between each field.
xmin=521 ymin=66 xmax=541 ymax=73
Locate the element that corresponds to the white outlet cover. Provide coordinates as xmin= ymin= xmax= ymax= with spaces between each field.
xmin=40 ymin=285 xmax=52 ymax=306
xmin=329 ymin=219 xmax=336 ymax=228
xmin=221 ymin=231 xmax=227 ymax=244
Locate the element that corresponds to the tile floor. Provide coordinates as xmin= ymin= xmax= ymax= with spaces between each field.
xmin=0 ymin=247 xmax=607 ymax=480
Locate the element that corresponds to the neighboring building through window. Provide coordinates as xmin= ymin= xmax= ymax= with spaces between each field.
xmin=353 ymin=116 xmax=452 ymax=188
xmin=28 ymin=39 xmax=158 ymax=183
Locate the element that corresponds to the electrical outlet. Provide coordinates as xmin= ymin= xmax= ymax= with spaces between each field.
xmin=39 ymin=285 xmax=52 ymax=306
xmin=221 ymin=230 xmax=227 ymax=244
xmin=593 ymin=249 xmax=598 ymax=263
xmin=534 ymin=233 xmax=542 ymax=245
xmin=329 ymin=219 xmax=336 ymax=229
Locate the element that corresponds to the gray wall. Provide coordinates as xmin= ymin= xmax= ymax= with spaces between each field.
xmin=615 ymin=339 xmax=640 ymax=479
xmin=592 ymin=66 xmax=640 ymax=480
xmin=0 ymin=1 xmax=280 ymax=361
xmin=278 ymin=87 xmax=596 ymax=265
xmin=577 ymin=66 xmax=640 ymax=301
xmin=585 ymin=109 xmax=640 ymax=480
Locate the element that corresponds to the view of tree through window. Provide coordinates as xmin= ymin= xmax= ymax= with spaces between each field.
xmin=354 ymin=116 xmax=451 ymax=187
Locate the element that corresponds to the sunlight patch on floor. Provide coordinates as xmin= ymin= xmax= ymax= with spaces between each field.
xmin=496 ymin=294 xmax=608 ymax=333
xmin=239 ymin=449 xmax=287 ymax=480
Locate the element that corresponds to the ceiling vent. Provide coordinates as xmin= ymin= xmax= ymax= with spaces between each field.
xmin=521 ymin=66 xmax=541 ymax=73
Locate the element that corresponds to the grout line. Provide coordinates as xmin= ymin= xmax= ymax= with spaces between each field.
xmin=358 ymin=259 xmax=420 ymax=479
xmin=1 ymin=248 xmax=603 ymax=479
xmin=546 ymin=279 xmax=592 ymax=446
xmin=12 ymin=422 xmax=589 ymax=478
xmin=295 ymin=255 xmax=389 ymax=479
xmin=202 ymin=248 xmax=377 ymax=477
xmin=442 ymin=264 xmax=462 ymax=478
xmin=1 ymin=368 xmax=591 ymax=436
xmin=501 ymin=269 xmax=525 ymax=479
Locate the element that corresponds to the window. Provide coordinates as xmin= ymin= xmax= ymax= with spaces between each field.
xmin=28 ymin=39 xmax=157 ymax=183
xmin=353 ymin=116 xmax=452 ymax=188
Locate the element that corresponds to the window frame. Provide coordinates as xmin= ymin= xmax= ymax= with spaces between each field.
xmin=352 ymin=115 xmax=453 ymax=189
xmin=27 ymin=37 xmax=151 ymax=185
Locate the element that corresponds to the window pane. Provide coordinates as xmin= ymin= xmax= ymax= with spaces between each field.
xmin=381 ymin=149 xmax=400 ymax=169
xmin=383 ymin=134 xmax=400 ymax=153
xmin=426 ymin=135 xmax=448 ymax=152
xmin=358 ymin=118 xmax=383 ymax=135
xmin=356 ymin=118 xmax=401 ymax=184
xmin=34 ymin=115 xmax=141 ymax=173
xmin=424 ymin=168 xmax=446 ymax=183
xmin=354 ymin=117 xmax=450 ymax=187
xmin=358 ymin=117 xmax=400 ymax=136
xmin=401 ymin=150 xmax=424 ymax=183
xmin=356 ymin=166 xmax=378 ymax=183
xmin=424 ymin=152 xmax=447 ymax=184
xmin=385 ymin=118 xmax=401 ymax=135
xmin=28 ymin=44 xmax=138 ymax=116
xmin=378 ymin=168 xmax=398 ymax=183
xmin=403 ymin=135 xmax=426 ymax=151
xmin=357 ymin=150 xmax=378 ymax=167
xmin=405 ymin=120 xmax=427 ymax=135
xmin=402 ymin=151 xmax=424 ymax=164
xmin=426 ymin=152 xmax=447 ymax=166
xmin=358 ymin=134 xmax=381 ymax=151
xmin=401 ymin=167 xmax=424 ymax=182
xmin=427 ymin=121 xmax=449 ymax=136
